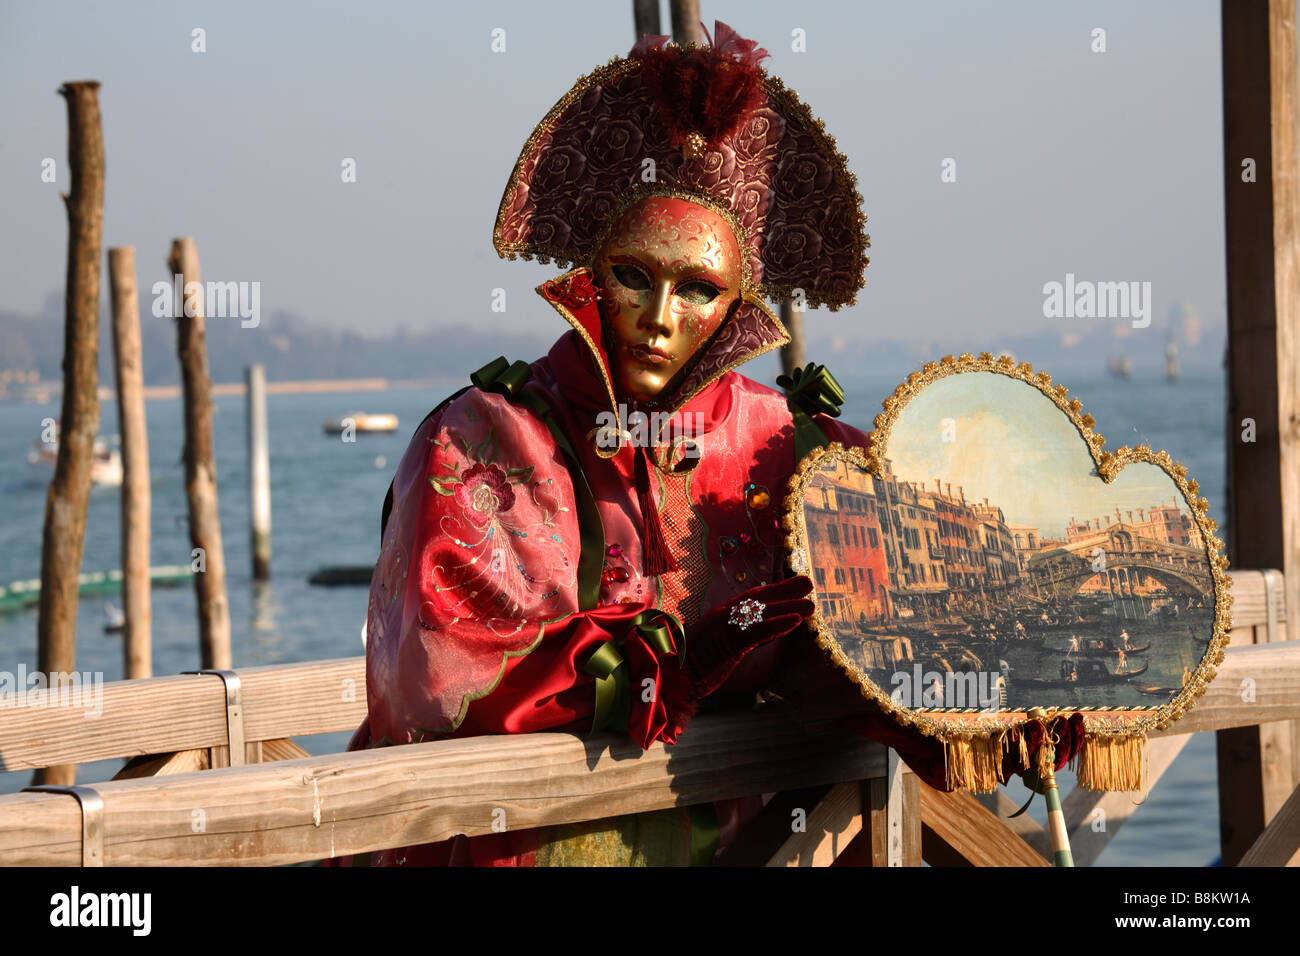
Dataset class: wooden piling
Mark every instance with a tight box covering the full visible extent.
[109,247,152,679]
[633,0,661,40]
[669,0,702,45]
[35,81,106,786]
[779,298,806,379]
[168,237,232,670]
[1217,0,1300,865]
[247,363,271,581]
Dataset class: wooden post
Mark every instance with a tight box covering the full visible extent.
[779,298,806,379]
[669,0,702,45]
[168,237,232,670]
[34,81,106,786]
[633,0,661,40]
[1217,0,1300,865]
[247,364,271,581]
[109,246,151,679]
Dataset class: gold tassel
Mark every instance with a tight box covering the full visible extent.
[1076,734,1147,792]
[1034,717,1056,779]
[943,735,1003,793]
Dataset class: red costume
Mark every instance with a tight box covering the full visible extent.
[343,23,1073,866]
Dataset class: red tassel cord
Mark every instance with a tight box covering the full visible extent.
[635,447,679,576]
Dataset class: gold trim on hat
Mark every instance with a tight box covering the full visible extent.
[494,54,870,312]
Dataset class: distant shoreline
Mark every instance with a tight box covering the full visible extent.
[4,378,453,404]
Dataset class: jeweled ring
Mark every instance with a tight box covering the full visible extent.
[728,598,765,631]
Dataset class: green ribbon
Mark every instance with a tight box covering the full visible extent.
[778,363,845,464]
[584,640,630,736]
[582,610,685,736]
[777,362,845,419]
[471,356,533,399]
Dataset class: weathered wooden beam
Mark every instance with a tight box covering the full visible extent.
[2,638,1295,775]
[1219,0,1300,865]
[919,782,1049,867]
[0,658,365,773]
[765,779,867,867]
[111,738,311,781]
[261,739,311,761]
[1239,781,1300,866]
[35,80,106,787]
[713,786,829,866]
[973,790,1051,860]
[1219,579,1297,864]
[1227,570,1288,646]
[113,749,207,780]
[0,713,885,866]
[1149,642,1300,737]
[864,776,889,865]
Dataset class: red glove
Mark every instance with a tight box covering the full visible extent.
[640,576,815,746]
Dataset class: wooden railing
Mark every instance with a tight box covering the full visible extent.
[0,571,1295,866]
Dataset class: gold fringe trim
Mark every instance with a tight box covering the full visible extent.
[944,734,1004,793]
[1075,734,1148,792]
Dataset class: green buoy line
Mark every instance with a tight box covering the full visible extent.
[0,565,195,614]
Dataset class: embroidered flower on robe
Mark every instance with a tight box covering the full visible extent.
[455,463,517,525]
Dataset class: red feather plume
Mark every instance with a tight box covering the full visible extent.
[631,20,770,151]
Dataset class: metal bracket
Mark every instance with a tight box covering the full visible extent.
[1263,569,1280,644]
[182,669,246,766]
[23,785,104,866]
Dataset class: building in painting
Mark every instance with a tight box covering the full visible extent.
[804,459,892,626]
[1007,523,1042,577]
[808,457,1207,626]
[972,499,1020,600]
[871,462,948,616]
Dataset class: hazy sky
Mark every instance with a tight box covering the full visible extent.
[1,0,1226,348]
[888,371,1188,538]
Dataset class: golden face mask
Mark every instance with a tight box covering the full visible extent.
[593,196,744,404]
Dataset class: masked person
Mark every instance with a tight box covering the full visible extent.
[344,22,990,867]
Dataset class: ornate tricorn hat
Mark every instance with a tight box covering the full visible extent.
[494,21,870,320]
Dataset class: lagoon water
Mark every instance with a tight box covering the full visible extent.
[0,359,1228,866]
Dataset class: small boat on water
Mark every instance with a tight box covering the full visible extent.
[1022,658,1149,688]
[323,412,399,435]
[1056,637,1151,658]
[28,426,123,487]
[103,602,125,634]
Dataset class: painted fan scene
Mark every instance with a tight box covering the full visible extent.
[799,371,1215,711]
